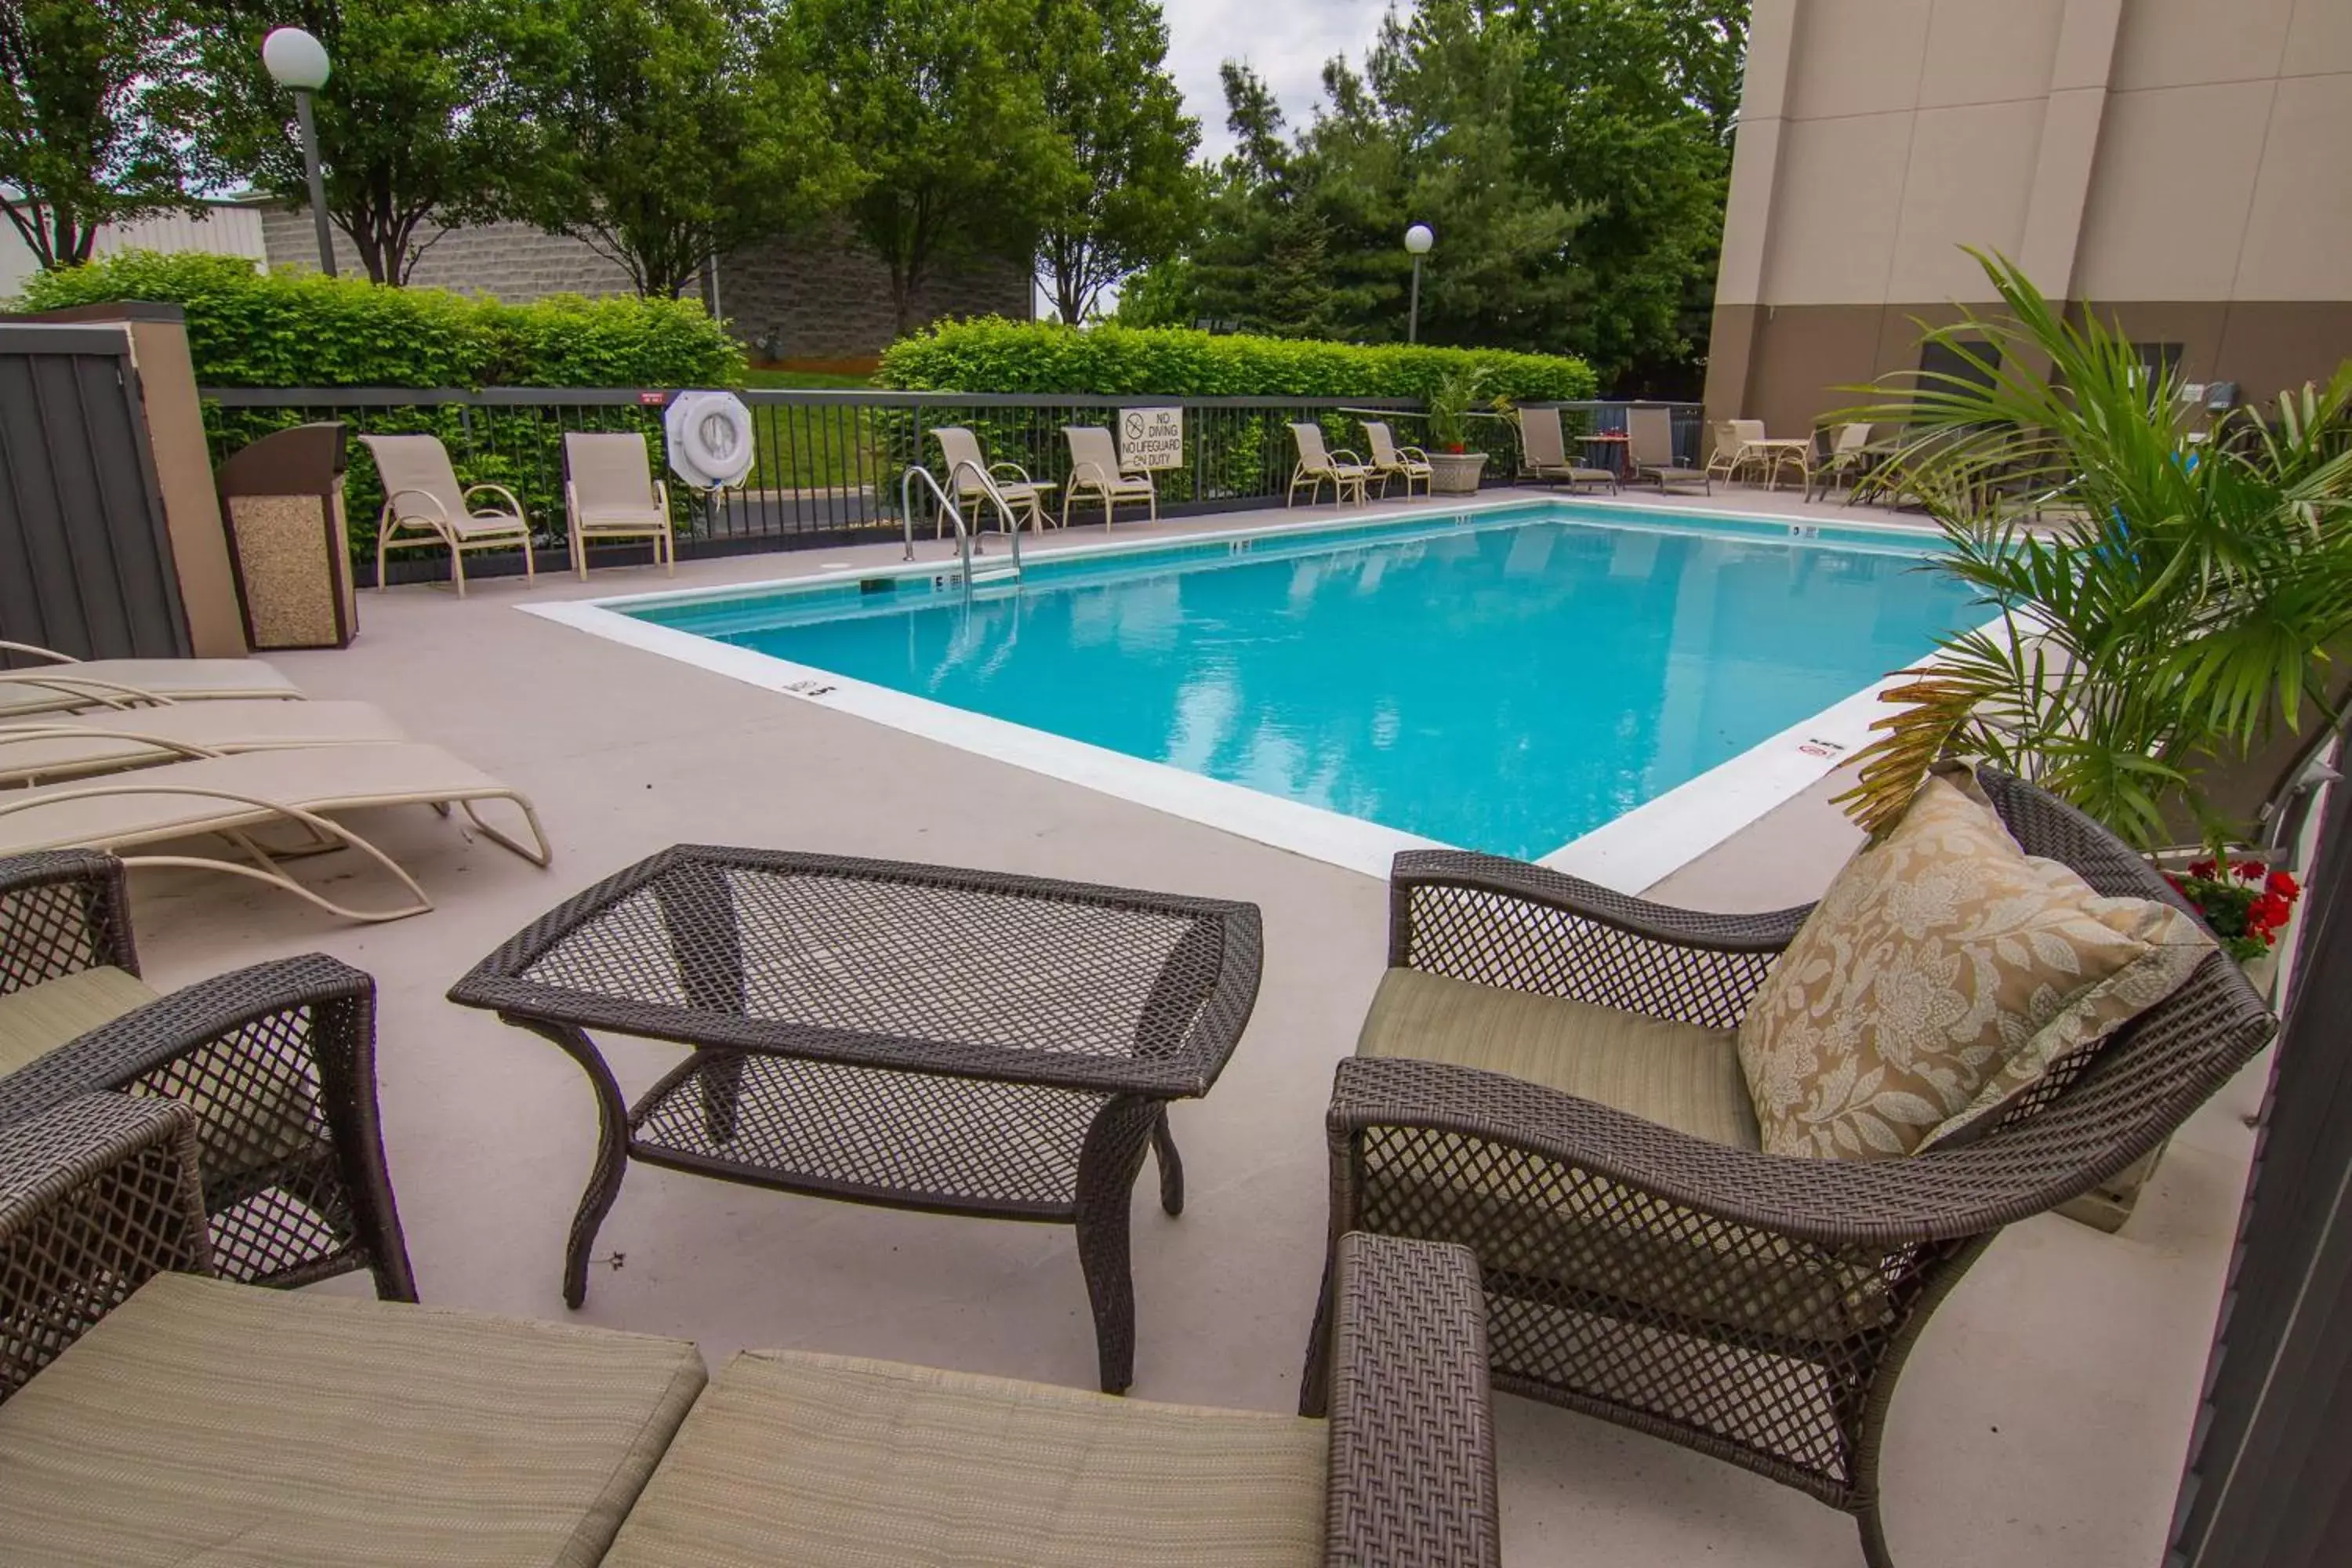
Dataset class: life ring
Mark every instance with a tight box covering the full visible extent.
[664,391,756,489]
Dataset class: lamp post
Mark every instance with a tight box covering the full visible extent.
[1403,223,1434,343]
[262,27,336,278]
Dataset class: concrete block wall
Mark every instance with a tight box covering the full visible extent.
[253,207,1030,362]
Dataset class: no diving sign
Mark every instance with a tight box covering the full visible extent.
[1120,407,1183,470]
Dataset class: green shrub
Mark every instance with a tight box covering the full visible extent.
[879,318,1598,404]
[13,250,744,388]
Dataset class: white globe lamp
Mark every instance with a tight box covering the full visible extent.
[263,28,338,277]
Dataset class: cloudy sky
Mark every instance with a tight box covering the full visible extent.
[1163,0,1396,161]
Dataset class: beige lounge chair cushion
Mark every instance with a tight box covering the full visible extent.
[0,1272,706,1567]
[0,658,300,717]
[1356,968,1893,1340]
[0,698,406,785]
[0,965,160,1076]
[0,741,523,856]
[1737,764,2212,1160]
[603,1348,1329,1568]
[1359,967,1759,1149]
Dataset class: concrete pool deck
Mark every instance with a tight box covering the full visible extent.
[114,484,2261,1567]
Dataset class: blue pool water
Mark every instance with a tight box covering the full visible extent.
[630,506,1980,859]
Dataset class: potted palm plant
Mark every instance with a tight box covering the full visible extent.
[1424,366,1496,494]
[1835,251,2352,862]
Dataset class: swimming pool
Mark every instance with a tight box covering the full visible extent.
[601,503,1977,867]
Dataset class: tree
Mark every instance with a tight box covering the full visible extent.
[185,0,537,285]
[0,0,200,270]
[1031,0,1201,325]
[509,0,856,299]
[768,0,1062,339]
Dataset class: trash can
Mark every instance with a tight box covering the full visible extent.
[214,423,356,649]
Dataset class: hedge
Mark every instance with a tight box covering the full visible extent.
[12,250,744,389]
[880,318,1598,403]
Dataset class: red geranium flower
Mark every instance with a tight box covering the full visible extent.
[2248,895,2292,933]
[2267,870,2300,898]
[2235,859,2268,881]
[2187,858,2217,880]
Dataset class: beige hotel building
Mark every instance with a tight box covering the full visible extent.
[1703,0,2352,435]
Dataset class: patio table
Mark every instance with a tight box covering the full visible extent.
[448,845,1263,1394]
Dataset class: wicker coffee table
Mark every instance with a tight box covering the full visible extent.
[448,846,1261,1393]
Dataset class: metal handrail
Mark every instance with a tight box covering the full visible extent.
[900,460,1026,581]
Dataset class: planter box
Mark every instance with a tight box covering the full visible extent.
[1428,451,1488,495]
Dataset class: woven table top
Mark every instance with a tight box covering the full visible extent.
[449,846,1264,1098]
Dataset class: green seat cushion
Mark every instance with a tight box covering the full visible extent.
[1357,967,1889,1341]
[1357,967,1759,1149]
[0,965,158,1076]
[0,1273,707,1567]
[602,1349,1330,1568]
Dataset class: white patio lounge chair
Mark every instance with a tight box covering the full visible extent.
[0,643,302,720]
[358,434,535,597]
[0,742,551,923]
[0,700,407,787]
[1361,420,1434,497]
[1516,407,1620,494]
[1706,419,1768,485]
[564,432,676,581]
[929,426,1055,534]
[1059,426,1157,529]
[1628,407,1711,494]
[1287,423,1371,506]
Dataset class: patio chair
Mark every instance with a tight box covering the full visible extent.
[1706,418,1768,485]
[1515,407,1620,495]
[930,426,1056,534]
[0,851,413,1303]
[0,641,302,720]
[564,432,677,581]
[0,741,552,923]
[1362,419,1435,497]
[0,699,406,787]
[0,1092,1502,1568]
[1626,406,1710,494]
[358,433,536,598]
[1305,768,2275,1568]
[1287,423,1371,506]
[1808,421,1878,501]
[1060,424,1158,529]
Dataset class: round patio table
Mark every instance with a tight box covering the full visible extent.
[448,845,1263,1393]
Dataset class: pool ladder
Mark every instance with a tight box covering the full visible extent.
[901,462,1025,586]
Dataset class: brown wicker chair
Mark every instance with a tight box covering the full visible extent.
[2,1092,1501,1566]
[1303,769,2277,1567]
[0,849,412,1301]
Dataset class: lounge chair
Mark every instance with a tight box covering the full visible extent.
[0,699,407,786]
[929,426,1055,534]
[1627,406,1711,493]
[0,742,551,923]
[1,1092,1502,1567]
[0,850,415,1301]
[564,432,677,581]
[1515,406,1620,494]
[1059,425,1158,529]
[358,433,535,597]
[0,641,301,720]
[1287,423,1371,506]
[1361,419,1435,497]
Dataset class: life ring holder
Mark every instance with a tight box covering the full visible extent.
[664,391,756,491]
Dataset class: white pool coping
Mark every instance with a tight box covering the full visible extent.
[524,497,1961,892]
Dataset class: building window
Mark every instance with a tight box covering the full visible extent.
[1918,339,2002,393]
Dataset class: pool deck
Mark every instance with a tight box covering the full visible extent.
[118,484,2260,1567]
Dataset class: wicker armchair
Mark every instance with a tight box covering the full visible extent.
[0,850,412,1300]
[1304,770,2276,1568]
[2,1093,1500,1566]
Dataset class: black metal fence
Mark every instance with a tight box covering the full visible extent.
[198,387,1704,584]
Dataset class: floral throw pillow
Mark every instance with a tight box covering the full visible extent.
[1736,766,2212,1160]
